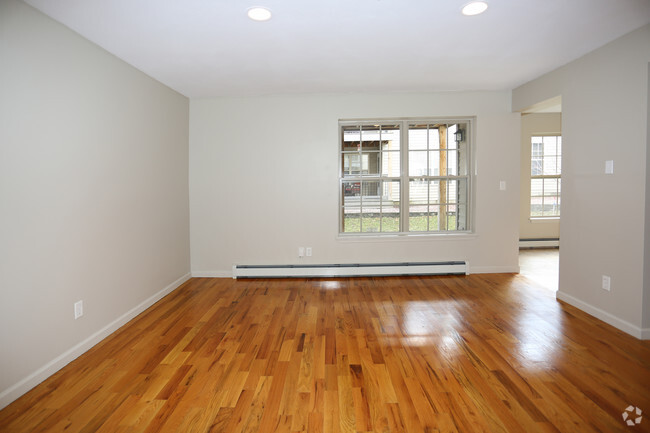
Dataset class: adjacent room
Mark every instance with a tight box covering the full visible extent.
[1,0,650,431]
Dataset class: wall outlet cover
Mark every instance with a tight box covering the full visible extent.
[602,275,611,291]
[74,300,83,319]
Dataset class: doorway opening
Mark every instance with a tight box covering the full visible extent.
[518,96,562,291]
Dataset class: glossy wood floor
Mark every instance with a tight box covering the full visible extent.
[519,249,559,292]
[1,274,650,433]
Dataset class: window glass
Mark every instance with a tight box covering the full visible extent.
[530,135,561,217]
[340,119,471,234]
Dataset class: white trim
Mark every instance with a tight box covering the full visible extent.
[233,262,467,279]
[470,265,520,274]
[337,233,478,243]
[192,264,523,277]
[0,272,191,410]
[191,270,233,278]
[556,291,647,340]
[519,239,560,248]
[642,328,650,340]
[529,217,560,223]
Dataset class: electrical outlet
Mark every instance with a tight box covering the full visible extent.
[499,180,506,191]
[602,275,611,291]
[306,247,312,257]
[298,247,305,257]
[74,300,83,319]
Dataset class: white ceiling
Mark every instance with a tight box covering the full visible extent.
[23,0,650,98]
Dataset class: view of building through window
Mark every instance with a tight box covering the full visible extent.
[340,119,471,234]
[530,135,561,217]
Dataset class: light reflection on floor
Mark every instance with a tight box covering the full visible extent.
[377,274,565,369]
[316,280,342,290]
[519,248,559,291]
[317,254,564,370]
[512,304,563,367]
[381,300,464,355]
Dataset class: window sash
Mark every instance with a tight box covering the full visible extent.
[340,119,472,235]
[530,134,561,218]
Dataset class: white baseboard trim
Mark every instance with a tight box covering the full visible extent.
[519,239,560,248]
[233,262,469,279]
[0,272,191,410]
[556,290,647,340]
[191,270,232,278]
[192,267,522,277]
[470,265,520,274]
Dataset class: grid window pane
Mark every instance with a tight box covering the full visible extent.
[361,180,380,199]
[530,135,561,217]
[380,181,400,232]
[543,155,560,175]
[342,181,360,203]
[443,205,458,231]
[380,125,401,151]
[382,151,400,177]
[342,154,363,177]
[382,180,400,204]
[409,206,428,232]
[447,150,458,175]
[409,180,428,205]
[342,208,361,233]
[361,125,380,150]
[340,119,471,234]
[362,151,381,176]
[409,151,428,176]
[531,178,543,197]
[544,178,559,196]
[428,152,440,176]
[342,124,401,176]
[405,121,469,233]
[341,125,361,152]
[445,180,458,204]
[428,180,439,204]
[428,205,440,231]
[408,127,428,150]
[428,129,440,150]
[361,213,380,232]
[543,136,557,154]
[346,180,401,233]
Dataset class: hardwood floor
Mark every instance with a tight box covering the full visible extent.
[518,249,559,291]
[1,274,649,432]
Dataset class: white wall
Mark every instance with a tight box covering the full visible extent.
[519,113,561,240]
[644,63,650,331]
[0,0,191,407]
[190,92,520,276]
[513,24,650,337]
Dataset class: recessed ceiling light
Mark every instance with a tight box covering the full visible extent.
[461,1,488,16]
[247,7,272,22]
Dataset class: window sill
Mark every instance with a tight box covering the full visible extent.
[337,232,477,243]
[529,217,560,223]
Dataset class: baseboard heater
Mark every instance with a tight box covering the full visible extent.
[519,238,560,248]
[232,261,468,279]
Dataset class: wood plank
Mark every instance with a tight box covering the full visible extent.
[1,274,650,433]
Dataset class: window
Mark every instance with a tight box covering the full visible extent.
[339,119,472,234]
[530,135,561,217]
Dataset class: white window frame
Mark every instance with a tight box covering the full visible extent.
[530,134,561,219]
[338,117,474,236]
